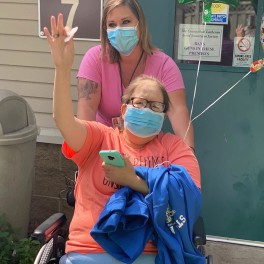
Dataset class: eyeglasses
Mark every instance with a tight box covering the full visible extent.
[130,97,165,113]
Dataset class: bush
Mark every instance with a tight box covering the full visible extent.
[0,214,40,264]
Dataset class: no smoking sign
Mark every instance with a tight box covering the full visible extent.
[238,38,251,52]
[233,37,255,67]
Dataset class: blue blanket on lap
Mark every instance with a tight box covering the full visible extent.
[90,187,153,263]
[90,165,206,264]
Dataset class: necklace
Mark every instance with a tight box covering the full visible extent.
[118,50,144,95]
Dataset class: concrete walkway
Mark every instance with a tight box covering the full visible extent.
[205,241,264,264]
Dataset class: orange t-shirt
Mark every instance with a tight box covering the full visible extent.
[62,121,201,254]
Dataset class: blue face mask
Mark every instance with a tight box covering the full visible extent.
[124,105,165,138]
[107,24,139,56]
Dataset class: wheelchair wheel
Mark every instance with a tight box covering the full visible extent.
[34,236,65,264]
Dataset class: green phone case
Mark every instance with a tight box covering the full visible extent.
[99,150,125,167]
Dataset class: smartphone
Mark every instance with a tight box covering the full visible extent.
[99,150,125,167]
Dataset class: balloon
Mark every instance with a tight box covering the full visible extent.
[177,0,240,8]
[203,2,213,23]
[250,59,264,73]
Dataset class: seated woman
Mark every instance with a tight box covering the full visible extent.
[44,15,203,264]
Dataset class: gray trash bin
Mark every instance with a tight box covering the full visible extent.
[0,89,38,238]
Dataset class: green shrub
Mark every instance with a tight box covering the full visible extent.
[0,214,40,264]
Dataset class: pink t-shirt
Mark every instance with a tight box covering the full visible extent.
[62,121,200,254]
[77,45,185,126]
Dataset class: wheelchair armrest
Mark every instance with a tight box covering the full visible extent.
[193,216,206,246]
[31,213,67,244]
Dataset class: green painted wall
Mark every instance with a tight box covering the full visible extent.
[184,66,264,241]
[140,0,264,242]
[139,0,175,57]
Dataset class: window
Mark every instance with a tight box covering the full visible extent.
[174,0,258,67]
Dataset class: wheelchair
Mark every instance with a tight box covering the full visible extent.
[32,215,213,263]
[32,212,66,264]
[32,185,213,264]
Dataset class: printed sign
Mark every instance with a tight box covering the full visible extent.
[38,0,103,41]
[232,37,255,67]
[203,3,229,24]
[177,24,223,62]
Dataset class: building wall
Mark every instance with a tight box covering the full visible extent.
[0,0,98,144]
[0,0,98,238]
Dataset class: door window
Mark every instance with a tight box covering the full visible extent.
[174,1,258,67]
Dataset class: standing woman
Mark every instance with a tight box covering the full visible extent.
[77,0,194,149]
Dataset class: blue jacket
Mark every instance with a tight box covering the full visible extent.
[138,165,205,264]
[91,165,206,264]
[90,187,153,263]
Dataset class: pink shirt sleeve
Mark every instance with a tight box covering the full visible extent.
[77,45,102,84]
[77,45,123,126]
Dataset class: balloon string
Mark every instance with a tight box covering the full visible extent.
[191,71,251,122]
[184,22,207,141]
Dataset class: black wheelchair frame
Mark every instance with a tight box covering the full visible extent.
[31,211,213,264]
[32,213,67,264]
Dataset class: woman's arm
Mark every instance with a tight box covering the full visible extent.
[167,89,194,149]
[76,78,101,120]
[44,14,86,152]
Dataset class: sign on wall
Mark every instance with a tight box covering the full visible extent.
[177,24,223,62]
[232,37,255,67]
[38,0,103,41]
[202,2,229,24]
[208,3,229,24]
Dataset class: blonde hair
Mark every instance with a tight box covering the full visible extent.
[101,0,155,63]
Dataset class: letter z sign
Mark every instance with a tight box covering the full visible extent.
[38,0,102,41]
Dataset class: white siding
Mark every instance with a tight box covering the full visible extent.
[0,0,100,143]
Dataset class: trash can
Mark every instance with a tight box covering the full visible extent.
[0,89,38,238]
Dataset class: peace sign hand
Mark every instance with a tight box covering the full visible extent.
[43,13,74,70]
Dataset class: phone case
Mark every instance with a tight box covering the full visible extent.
[99,150,125,167]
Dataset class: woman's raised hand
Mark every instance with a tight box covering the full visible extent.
[236,24,244,38]
[43,13,74,69]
